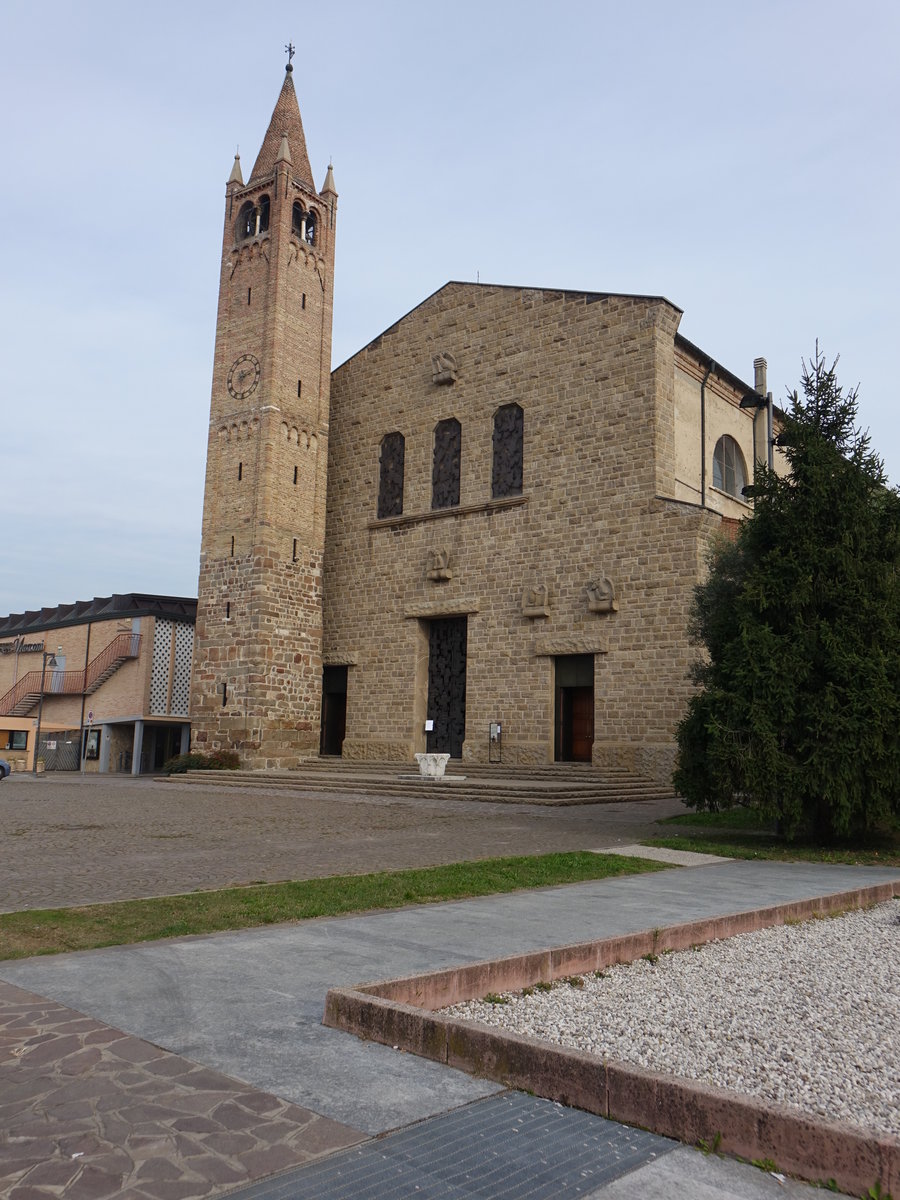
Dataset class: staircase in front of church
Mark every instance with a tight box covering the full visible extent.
[169,758,679,806]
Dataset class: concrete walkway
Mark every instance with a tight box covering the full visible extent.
[3,857,896,1197]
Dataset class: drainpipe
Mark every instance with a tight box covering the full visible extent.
[700,359,715,507]
[78,622,92,775]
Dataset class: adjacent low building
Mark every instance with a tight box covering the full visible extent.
[0,594,196,774]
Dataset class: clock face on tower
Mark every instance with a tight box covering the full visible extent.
[227,353,261,400]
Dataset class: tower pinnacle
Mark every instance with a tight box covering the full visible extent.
[250,66,313,186]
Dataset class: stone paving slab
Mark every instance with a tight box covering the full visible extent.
[600,843,732,866]
[0,980,365,1200]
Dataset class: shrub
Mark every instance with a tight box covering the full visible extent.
[162,750,242,775]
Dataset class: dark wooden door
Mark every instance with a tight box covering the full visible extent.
[567,687,594,761]
[555,654,595,762]
[426,617,467,758]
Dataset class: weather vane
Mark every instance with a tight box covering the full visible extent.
[285,42,295,64]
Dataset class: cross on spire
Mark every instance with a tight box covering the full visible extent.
[285,43,295,71]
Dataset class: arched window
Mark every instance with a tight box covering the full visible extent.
[305,209,317,246]
[236,197,269,241]
[377,432,405,518]
[713,435,747,498]
[237,200,256,241]
[432,418,461,510]
[492,403,523,498]
[292,201,306,240]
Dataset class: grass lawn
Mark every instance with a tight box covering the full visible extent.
[0,851,666,961]
[648,808,900,867]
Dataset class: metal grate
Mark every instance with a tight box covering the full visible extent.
[225,1092,676,1200]
[149,620,171,715]
[171,622,193,716]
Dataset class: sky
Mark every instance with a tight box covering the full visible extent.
[2,0,898,616]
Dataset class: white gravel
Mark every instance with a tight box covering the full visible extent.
[441,900,900,1138]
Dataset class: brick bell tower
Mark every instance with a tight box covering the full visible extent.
[191,53,337,767]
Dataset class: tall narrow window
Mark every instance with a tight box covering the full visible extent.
[293,465,298,485]
[257,195,270,233]
[305,210,317,246]
[292,201,305,239]
[292,537,298,561]
[432,418,461,510]
[713,435,747,498]
[230,536,235,557]
[237,462,243,481]
[377,432,405,518]
[492,403,524,498]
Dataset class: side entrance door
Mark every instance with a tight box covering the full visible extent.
[555,654,594,762]
[426,617,467,758]
[320,666,348,756]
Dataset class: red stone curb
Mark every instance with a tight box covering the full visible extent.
[324,880,900,1197]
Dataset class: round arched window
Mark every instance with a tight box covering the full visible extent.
[713,435,747,498]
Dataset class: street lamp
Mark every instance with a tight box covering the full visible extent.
[32,648,59,776]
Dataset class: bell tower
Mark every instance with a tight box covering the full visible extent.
[191,54,337,767]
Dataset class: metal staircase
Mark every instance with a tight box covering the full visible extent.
[0,632,142,716]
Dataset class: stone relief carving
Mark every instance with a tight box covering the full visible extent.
[431,351,458,385]
[522,583,550,619]
[586,576,618,614]
[426,549,453,582]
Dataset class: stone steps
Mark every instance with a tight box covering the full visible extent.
[171,761,678,807]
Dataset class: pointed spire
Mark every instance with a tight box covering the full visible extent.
[276,133,292,165]
[228,152,244,186]
[250,68,314,188]
[321,161,337,196]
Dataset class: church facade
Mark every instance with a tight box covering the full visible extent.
[191,65,773,782]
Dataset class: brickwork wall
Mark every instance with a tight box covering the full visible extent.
[324,285,720,779]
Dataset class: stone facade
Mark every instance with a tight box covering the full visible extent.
[191,69,774,782]
[323,285,757,776]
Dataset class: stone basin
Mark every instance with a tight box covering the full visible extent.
[414,752,451,779]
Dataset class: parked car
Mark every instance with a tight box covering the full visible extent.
[0,758,10,780]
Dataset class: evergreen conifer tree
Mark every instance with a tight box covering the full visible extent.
[674,348,900,840]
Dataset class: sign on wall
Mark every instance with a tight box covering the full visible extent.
[0,639,45,655]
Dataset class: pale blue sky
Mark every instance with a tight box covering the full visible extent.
[2,0,898,615]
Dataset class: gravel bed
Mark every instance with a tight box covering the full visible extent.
[442,901,900,1137]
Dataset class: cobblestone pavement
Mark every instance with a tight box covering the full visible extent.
[0,980,364,1199]
[0,774,685,912]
